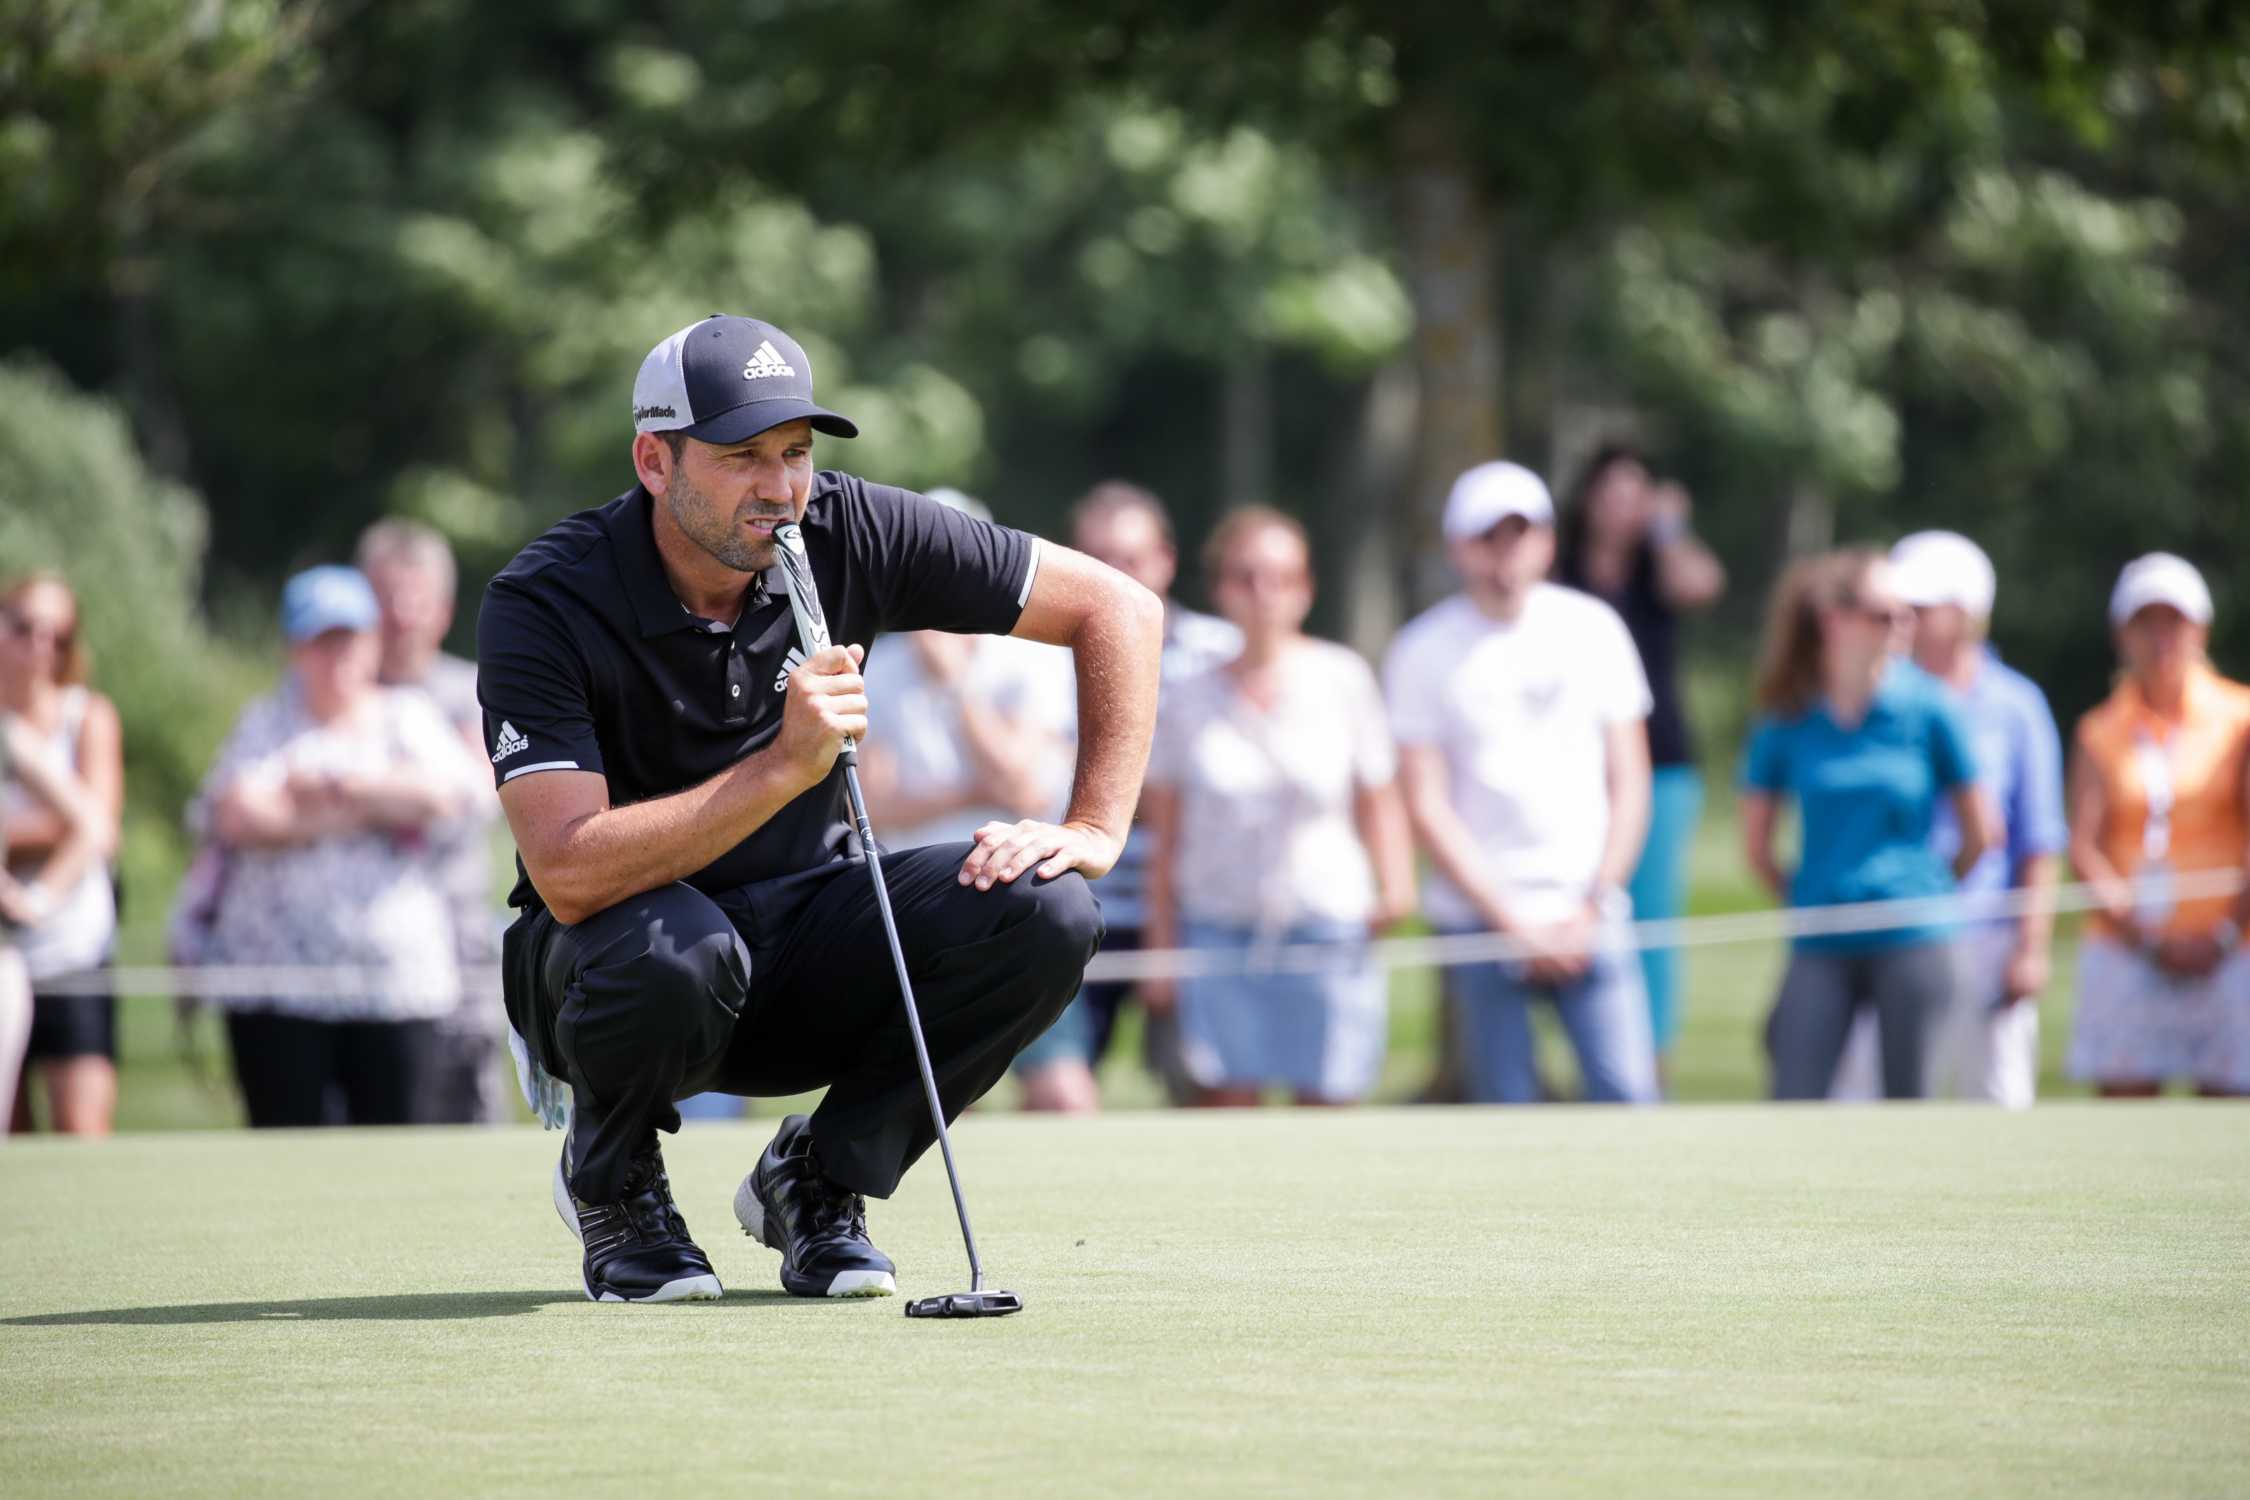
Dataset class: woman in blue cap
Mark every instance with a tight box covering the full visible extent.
[189,565,487,1126]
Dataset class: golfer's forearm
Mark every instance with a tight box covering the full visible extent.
[1056,591,1162,844]
[534,753,804,923]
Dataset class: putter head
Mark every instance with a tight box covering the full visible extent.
[904,1289,1023,1319]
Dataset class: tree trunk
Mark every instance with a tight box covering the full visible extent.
[1784,480,1835,557]
[1391,111,1504,616]
[1219,346,1273,509]
[1331,361,1417,662]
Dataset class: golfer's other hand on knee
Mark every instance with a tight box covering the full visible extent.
[774,643,868,790]
[958,818,1120,890]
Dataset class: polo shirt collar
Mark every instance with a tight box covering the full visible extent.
[611,485,790,639]
[2120,659,2224,727]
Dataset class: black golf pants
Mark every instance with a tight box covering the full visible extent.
[503,842,1102,1204]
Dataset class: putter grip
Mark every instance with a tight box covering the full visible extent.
[771,522,833,653]
[772,522,855,761]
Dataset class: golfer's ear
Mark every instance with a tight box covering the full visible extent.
[632,432,675,496]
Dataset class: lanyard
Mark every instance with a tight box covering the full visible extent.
[2133,727,2176,863]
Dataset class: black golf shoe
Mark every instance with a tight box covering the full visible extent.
[733,1115,897,1298]
[553,1134,724,1304]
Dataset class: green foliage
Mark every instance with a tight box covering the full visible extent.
[6,0,2250,749]
[0,359,260,840]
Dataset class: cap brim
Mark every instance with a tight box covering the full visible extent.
[1444,506,1550,541]
[682,398,858,443]
[285,613,378,644]
[2114,591,2210,627]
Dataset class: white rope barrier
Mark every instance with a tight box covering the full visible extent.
[30,868,2243,1000]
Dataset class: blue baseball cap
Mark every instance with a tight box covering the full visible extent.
[631,315,859,445]
[280,565,380,643]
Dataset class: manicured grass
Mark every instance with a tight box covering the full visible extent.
[3,1107,2244,1497]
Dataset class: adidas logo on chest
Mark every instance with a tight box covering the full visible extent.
[773,646,806,693]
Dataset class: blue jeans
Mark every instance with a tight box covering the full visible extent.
[1630,765,1703,1056]
[1178,919,1387,1100]
[1446,922,1657,1104]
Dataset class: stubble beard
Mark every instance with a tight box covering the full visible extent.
[668,468,788,573]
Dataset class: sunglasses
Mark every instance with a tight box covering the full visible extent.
[0,609,74,649]
[1841,599,1910,629]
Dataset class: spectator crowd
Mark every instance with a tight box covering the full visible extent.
[5,458,2247,1133]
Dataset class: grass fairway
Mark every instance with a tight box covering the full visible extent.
[4,1107,2245,1498]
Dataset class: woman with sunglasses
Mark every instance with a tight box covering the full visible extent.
[1741,549,1993,1099]
[0,669,107,1132]
[0,573,124,1135]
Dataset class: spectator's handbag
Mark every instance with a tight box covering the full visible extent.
[164,839,233,1095]
[165,840,231,969]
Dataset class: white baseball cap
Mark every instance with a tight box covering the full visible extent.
[1442,461,1553,541]
[2109,553,2213,628]
[1890,530,1996,616]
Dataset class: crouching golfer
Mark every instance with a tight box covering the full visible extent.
[479,315,1160,1302]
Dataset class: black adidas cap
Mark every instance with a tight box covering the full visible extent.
[631,315,859,444]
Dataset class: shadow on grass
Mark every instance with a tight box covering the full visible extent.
[4,1288,804,1325]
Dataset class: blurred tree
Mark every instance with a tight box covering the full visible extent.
[0,360,259,869]
[672,0,2250,643]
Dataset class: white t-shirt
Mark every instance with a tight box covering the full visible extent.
[1146,639,1397,929]
[1383,586,1652,926]
[862,633,1077,848]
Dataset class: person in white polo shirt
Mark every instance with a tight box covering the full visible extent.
[1384,462,1658,1104]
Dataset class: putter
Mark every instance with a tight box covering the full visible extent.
[771,522,1024,1320]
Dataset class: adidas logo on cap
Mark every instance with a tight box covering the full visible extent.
[742,340,797,381]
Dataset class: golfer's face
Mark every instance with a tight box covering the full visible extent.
[679,420,816,571]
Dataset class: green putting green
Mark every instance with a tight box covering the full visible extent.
[3,1106,2245,1497]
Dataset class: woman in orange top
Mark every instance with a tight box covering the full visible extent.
[2067,554,2250,1096]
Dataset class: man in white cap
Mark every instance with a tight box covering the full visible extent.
[1382,461,1658,1103]
[1831,530,2066,1107]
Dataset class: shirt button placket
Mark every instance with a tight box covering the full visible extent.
[724,643,751,725]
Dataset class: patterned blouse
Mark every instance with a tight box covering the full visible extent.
[190,679,486,1020]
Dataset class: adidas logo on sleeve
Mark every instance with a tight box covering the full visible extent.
[742,340,797,381]
[491,721,531,762]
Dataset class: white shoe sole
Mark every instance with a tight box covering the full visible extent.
[557,1158,724,1304]
[734,1173,897,1298]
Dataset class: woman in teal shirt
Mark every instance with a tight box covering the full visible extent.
[1741,549,1992,1098]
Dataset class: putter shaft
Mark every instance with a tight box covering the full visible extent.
[840,753,988,1294]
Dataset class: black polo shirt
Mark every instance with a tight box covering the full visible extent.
[477,471,1039,909]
